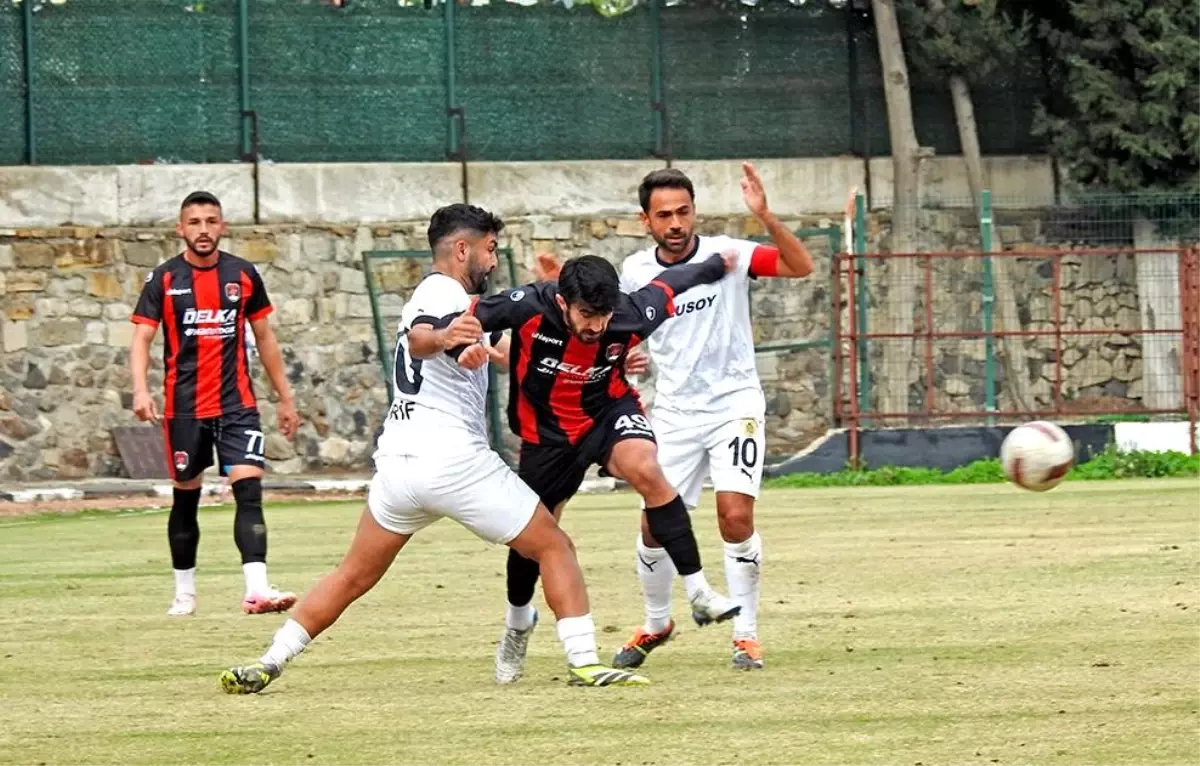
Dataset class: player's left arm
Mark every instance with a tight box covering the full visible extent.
[628,252,735,336]
[245,268,299,439]
[741,161,814,279]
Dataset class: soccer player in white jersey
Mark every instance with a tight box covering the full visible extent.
[219,204,649,693]
[613,164,814,670]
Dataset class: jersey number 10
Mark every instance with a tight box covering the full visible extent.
[727,436,759,468]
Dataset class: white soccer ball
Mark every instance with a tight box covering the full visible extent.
[1000,421,1075,492]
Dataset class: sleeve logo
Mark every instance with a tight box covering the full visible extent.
[509,289,526,302]
[645,306,657,321]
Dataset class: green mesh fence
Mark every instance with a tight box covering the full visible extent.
[30,0,241,165]
[3,0,1048,166]
[662,2,854,158]
[0,3,25,165]
[456,4,653,161]
[248,0,444,162]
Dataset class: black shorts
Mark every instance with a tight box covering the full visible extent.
[518,396,656,511]
[163,409,265,482]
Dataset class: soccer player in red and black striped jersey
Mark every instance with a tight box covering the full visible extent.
[130,191,301,618]
[463,252,743,684]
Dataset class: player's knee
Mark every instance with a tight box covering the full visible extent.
[716,495,755,542]
[618,456,668,495]
[717,508,754,542]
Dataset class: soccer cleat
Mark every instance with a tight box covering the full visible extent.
[732,638,764,670]
[220,662,281,694]
[167,593,197,616]
[494,610,538,684]
[567,664,650,687]
[611,620,675,669]
[689,588,741,627]
[242,588,297,615]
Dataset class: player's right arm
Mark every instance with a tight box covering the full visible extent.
[407,314,484,358]
[129,269,164,423]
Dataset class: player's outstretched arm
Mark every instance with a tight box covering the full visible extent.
[250,317,299,439]
[626,252,734,336]
[741,161,813,279]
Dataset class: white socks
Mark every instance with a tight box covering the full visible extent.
[724,532,762,639]
[556,614,600,668]
[173,568,196,597]
[636,536,675,633]
[243,562,269,597]
[174,563,274,599]
[259,618,311,667]
[506,602,537,631]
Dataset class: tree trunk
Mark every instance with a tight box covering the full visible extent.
[1132,216,1183,411]
[872,0,921,417]
[947,73,1033,412]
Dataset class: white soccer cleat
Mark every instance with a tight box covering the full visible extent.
[494,610,538,684]
[242,588,297,615]
[167,593,197,616]
[689,588,741,627]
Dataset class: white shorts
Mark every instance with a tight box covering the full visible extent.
[367,448,539,545]
[655,416,766,509]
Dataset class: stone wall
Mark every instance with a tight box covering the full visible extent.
[0,214,843,481]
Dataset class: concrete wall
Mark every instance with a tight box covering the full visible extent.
[0,156,1057,228]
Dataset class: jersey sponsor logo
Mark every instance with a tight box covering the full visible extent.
[605,343,624,362]
[182,307,238,338]
[173,451,189,471]
[166,287,192,296]
[674,295,716,317]
[225,282,241,302]
[533,332,564,347]
[538,357,613,382]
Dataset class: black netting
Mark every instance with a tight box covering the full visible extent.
[6,0,1047,166]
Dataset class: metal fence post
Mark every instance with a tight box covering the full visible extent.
[853,192,870,421]
[21,0,35,164]
[237,0,252,159]
[980,189,997,424]
[649,0,669,161]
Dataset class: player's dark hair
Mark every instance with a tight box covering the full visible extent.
[181,190,222,210]
[557,255,621,315]
[638,168,694,212]
[427,203,505,251]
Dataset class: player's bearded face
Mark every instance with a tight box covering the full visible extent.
[562,302,611,344]
[465,235,498,294]
[642,188,696,255]
[177,203,225,257]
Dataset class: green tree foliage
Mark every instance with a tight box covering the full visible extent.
[899,0,1030,85]
[1031,0,1200,192]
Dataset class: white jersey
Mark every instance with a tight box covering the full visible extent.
[620,235,766,431]
[373,273,491,457]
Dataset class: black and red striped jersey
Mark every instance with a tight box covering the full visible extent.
[131,252,272,419]
[469,254,728,447]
